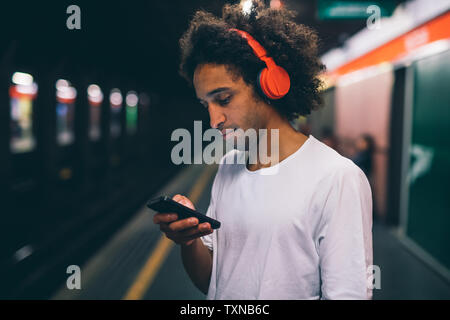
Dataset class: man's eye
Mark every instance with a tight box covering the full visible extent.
[218,96,231,106]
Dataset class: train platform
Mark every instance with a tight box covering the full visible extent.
[51,164,450,300]
[52,163,217,300]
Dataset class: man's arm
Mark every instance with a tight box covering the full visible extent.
[317,165,373,299]
[181,238,213,294]
[153,194,214,295]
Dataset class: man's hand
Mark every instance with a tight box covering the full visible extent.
[152,194,213,246]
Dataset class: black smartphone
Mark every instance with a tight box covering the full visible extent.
[147,195,221,229]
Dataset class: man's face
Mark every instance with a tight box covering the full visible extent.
[193,63,269,149]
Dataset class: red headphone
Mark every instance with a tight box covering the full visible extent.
[229,28,290,100]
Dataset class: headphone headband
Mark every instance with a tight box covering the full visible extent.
[229,28,290,100]
[229,28,277,69]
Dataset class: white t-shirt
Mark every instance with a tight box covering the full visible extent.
[201,134,373,300]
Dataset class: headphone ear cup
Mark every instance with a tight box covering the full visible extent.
[258,66,290,100]
[256,69,266,98]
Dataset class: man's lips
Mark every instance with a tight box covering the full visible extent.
[221,128,237,137]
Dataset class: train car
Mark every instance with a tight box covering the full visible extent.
[0,67,47,260]
[122,89,141,176]
[81,80,109,204]
[106,86,127,191]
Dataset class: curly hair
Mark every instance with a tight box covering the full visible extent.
[179,1,325,121]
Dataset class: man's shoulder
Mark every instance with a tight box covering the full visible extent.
[307,135,367,181]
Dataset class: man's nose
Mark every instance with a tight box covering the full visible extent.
[208,104,225,129]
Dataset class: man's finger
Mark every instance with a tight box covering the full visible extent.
[159,223,171,233]
[168,229,213,244]
[172,194,183,202]
[183,229,213,241]
[153,213,178,224]
[168,217,199,232]
[177,223,211,237]
[172,194,195,210]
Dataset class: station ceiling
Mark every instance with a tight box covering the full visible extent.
[1,0,407,95]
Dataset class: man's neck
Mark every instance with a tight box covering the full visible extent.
[246,119,308,172]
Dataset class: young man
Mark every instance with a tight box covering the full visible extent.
[153,2,373,299]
